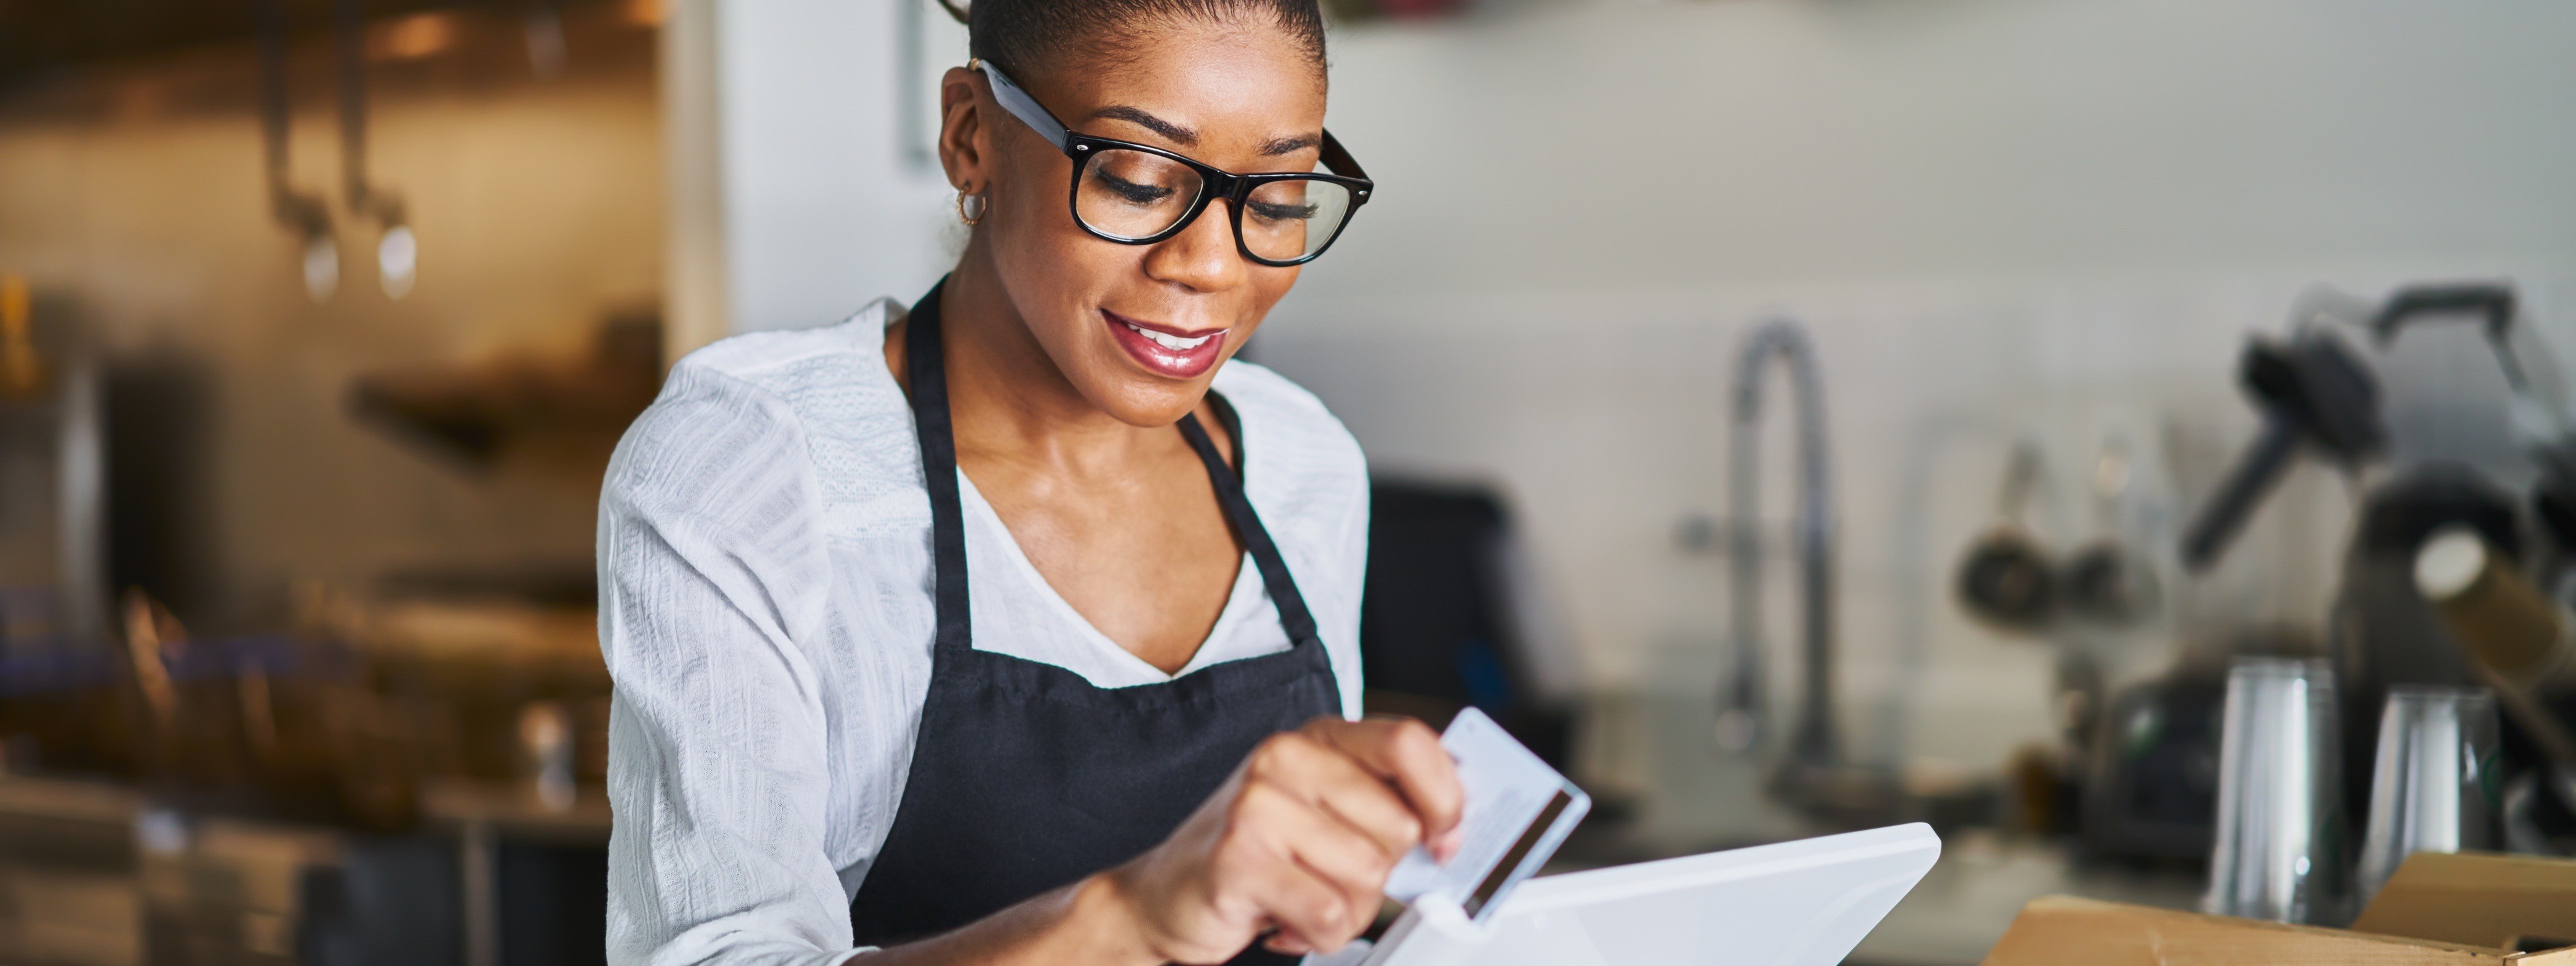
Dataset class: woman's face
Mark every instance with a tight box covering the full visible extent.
[941,21,1328,426]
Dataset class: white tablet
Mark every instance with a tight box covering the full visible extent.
[1345,823,1941,966]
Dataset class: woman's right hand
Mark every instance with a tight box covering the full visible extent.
[1101,716,1465,964]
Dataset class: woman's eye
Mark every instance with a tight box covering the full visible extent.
[1248,201,1318,223]
[1095,171,1174,205]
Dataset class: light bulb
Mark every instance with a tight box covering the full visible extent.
[379,225,417,299]
[303,235,340,303]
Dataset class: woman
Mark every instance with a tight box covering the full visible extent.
[599,1,1464,963]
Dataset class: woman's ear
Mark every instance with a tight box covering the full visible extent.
[937,67,992,195]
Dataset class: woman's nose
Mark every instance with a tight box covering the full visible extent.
[1140,200,1249,293]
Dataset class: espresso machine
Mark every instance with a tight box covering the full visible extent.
[2159,281,2576,855]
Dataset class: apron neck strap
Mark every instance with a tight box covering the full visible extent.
[905,280,973,654]
[1177,409,1325,650]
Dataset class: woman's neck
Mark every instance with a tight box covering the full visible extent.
[917,256,1181,479]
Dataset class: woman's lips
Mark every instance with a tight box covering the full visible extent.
[1103,309,1228,379]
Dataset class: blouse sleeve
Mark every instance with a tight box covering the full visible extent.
[599,365,860,966]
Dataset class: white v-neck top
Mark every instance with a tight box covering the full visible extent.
[597,298,1369,966]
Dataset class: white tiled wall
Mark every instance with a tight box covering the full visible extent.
[1257,269,2576,767]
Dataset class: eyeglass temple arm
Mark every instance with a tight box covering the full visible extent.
[977,60,1072,151]
[1319,131,1369,183]
[983,59,1372,189]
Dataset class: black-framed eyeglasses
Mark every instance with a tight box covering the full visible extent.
[977,59,1373,267]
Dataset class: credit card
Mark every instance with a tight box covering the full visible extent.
[1381,707,1590,923]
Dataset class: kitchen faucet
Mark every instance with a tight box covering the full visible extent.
[1719,319,1840,772]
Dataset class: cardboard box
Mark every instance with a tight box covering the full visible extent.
[1981,895,2576,965]
[2353,851,2576,953]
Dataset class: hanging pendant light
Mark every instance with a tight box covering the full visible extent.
[377,223,417,299]
[303,233,341,303]
[259,0,339,303]
[338,0,415,300]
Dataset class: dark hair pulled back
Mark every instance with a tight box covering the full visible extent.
[936,0,1326,79]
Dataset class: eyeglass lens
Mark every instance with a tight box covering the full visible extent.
[1074,148,1355,262]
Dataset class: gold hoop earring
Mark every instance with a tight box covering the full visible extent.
[956,189,987,226]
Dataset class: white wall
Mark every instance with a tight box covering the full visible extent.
[664,0,963,353]
[669,0,2576,768]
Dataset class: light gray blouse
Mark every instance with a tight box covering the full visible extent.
[597,298,1369,966]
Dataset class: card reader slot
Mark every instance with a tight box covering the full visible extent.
[1464,788,1575,919]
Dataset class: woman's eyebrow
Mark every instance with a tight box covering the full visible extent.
[1084,107,1319,158]
[1260,134,1319,156]
[1088,106,1195,145]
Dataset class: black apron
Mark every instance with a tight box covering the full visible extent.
[848,280,1342,964]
